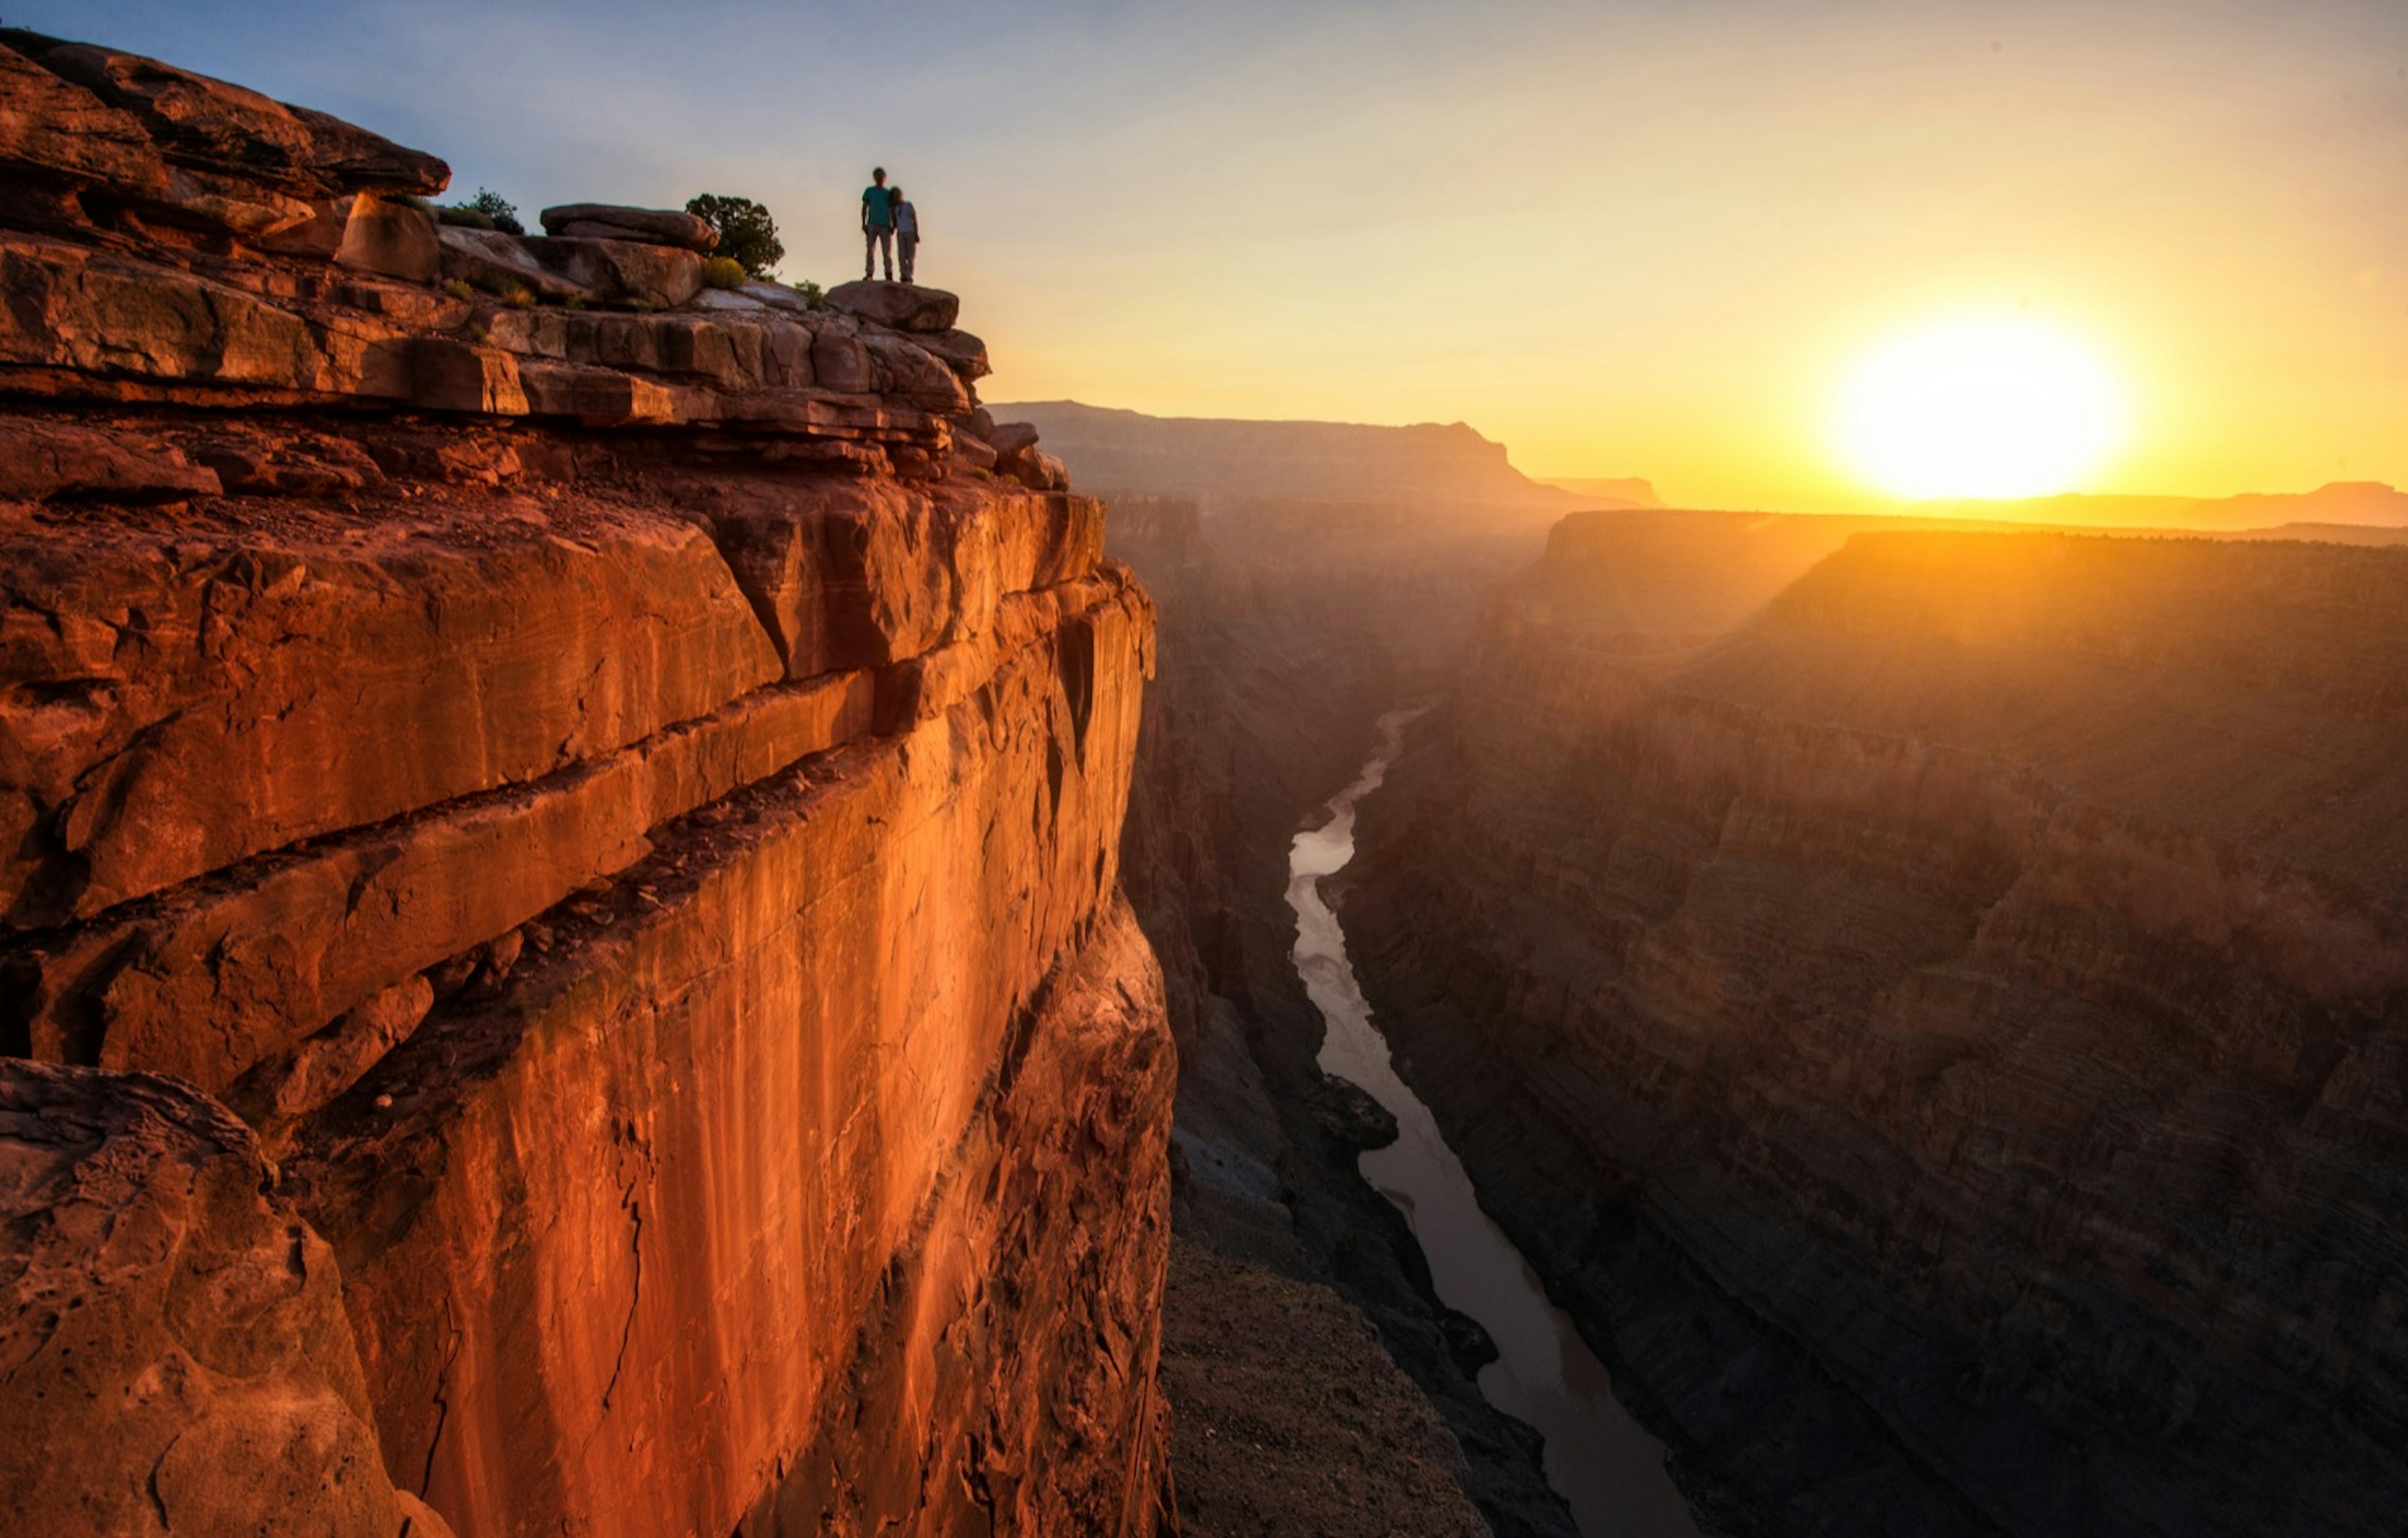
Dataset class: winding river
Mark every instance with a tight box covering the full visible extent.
[1287,707,1701,1538]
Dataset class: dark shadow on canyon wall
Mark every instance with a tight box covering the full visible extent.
[1342,508,2408,1537]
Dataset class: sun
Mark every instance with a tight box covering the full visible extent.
[1835,315,2128,500]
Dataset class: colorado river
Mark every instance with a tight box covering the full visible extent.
[1288,707,1701,1538]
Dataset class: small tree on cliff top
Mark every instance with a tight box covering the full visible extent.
[685,194,783,278]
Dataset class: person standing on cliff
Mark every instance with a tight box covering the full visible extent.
[862,167,897,281]
[892,186,921,283]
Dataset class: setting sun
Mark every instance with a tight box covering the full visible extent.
[1835,316,2129,501]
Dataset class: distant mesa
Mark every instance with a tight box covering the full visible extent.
[986,400,1575,507]
[1541,475,1661,508]
[1920,480,2408,532]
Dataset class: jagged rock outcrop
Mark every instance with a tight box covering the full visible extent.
[1348,509,2408,1536]
[0,30,1171,1538]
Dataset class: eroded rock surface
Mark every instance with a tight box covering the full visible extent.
[0,29,1171,1538]
[0,1060,420,1537]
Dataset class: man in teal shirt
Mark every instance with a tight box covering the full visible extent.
[862,167,896,282]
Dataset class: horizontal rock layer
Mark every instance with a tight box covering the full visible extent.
[1349,513,2408,1536]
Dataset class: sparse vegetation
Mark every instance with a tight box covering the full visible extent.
[791,278,825,309]
[684,194,783,277]
[452,187,524,235]
[441,278,475,302]
[499,283,536,309]
[701,256,746,291]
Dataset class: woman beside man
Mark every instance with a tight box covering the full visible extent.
[860,167,922,283]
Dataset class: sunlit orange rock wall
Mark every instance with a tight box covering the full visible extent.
[0,28,1171,1538]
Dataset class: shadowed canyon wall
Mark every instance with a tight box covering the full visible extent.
[1089,467,1589,1532]
[1348,508,2408,1536]
[0,31,1171,1538]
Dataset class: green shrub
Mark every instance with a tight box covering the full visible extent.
[441,278,475,302]
[791,278,825,309]
[460,187,524,236]
[436,206,495,230]
[701,255,746,290]
[684,193,783,277]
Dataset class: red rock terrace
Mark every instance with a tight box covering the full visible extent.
[0,28,1168,1538]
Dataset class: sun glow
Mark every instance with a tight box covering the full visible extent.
[1836,317,2128,500]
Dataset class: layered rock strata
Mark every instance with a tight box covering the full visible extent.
[1349,510,2408,1536]
[0,31,1170,1538]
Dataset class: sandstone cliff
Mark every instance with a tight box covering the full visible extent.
[1349,508,2408,1535]
[0,31,1171,1538]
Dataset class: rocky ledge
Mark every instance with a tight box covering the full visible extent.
[0,29,1165,1538]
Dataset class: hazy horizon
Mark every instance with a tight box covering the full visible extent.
[29,0,2407,512]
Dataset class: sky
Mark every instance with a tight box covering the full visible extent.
[26,0,2408,511]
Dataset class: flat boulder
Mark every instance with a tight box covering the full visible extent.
[825,280,961,334]
[436,224,593,301]
[0,419,221,502]
[524,235,704,308]
[539,203,717,250]
[739,280,820,314]
[988,421,1040,458]
[0,1060,407,1537]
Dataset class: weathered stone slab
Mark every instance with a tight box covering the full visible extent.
[0,504,782,925]
[697,477,1106,679]
[0,418,221,502]
[523,235,703,308]
[11,670,875,1098]
[539,203,716,250]
[0,1060,406,1538]
[435,223,591,300]
[19,33,447,196]
[0,233,416,400]
[824,279,961,333]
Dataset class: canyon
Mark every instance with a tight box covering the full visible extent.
[5,24,2405,1538]
[1345,509,2408,1535]
[0,29,1166,1538]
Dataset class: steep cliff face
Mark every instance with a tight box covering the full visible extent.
[0,32,1171,1538]
[1349,510,2408,1535]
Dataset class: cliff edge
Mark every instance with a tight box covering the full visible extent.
[0,31,1171,1538]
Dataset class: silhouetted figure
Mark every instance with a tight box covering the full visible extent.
[892,187,920,283]
[861,167,896,281]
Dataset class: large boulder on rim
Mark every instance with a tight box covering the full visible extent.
[824,280,961,334]
[538,203,717,251]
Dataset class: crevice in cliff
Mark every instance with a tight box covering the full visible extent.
[420,1298,463,1500]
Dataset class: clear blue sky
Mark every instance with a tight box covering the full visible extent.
[24,1,2408,508]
